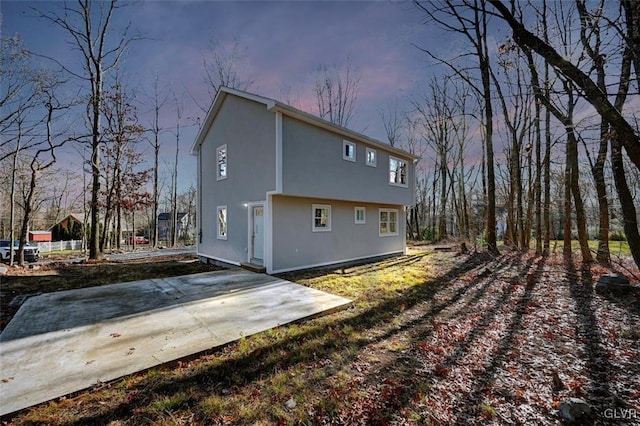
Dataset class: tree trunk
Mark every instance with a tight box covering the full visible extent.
[568,129,593,263]
[478,3,499,255]
[576,0,610,265]
[90,67,103,260]
[563,143,572,257]
[9,133,20,266]
[438,154,448,241]
[534,90,543,254]
[611,134,640,268]
[593,125,611,264]
[17,167,38,266]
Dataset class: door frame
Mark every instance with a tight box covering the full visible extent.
[247,201,265,264]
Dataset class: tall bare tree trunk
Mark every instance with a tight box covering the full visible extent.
[438,154,448,241]
[576,0,610,265]
[477,1,498,255]
[611,135,640,267]
[563,142,572,258]
[568,130,593,263]
[593,124,611,264]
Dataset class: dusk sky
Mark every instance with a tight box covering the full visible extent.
[2,1,446,191]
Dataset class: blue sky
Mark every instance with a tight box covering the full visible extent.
[2,1,441,192]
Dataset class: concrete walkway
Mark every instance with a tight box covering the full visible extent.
[0,270,351,416]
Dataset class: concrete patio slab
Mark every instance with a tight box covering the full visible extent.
[0,270,352,416]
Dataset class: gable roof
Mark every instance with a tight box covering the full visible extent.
[48,213,85,231]
[190,87,420,161]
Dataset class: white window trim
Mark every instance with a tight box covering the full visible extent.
[389,156,408,187]
[379,208,399,237]
[312,204,332,232]
[343,140,356,162]
[217,206,228,240]
[365,147,377,167]
[354,206,366,224]
[216,144,228,181]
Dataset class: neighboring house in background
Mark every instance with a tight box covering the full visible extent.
[28,231,52,242]
[49,213,85,241]
[158,212,192,241]
[190,87,418,274]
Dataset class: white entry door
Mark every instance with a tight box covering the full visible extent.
[252,205,264,263]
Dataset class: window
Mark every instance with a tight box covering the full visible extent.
[217,206,227,239]
[216,145,227,180]
[312,204,331,232]
[366,148,377,167]
[379,208,398,236]
[343,140,356,162]
[389,156,408,186]
[355,207,366,224]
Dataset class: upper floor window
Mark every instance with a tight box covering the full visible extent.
[389,156,408,187]
[216,145,227,180]
[343,140,356,162]
[217,206,227,239]
[366,148,377,167]
[379,209,398,236]
[312,204,332,232]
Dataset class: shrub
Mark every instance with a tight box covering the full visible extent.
[610,230,627,241]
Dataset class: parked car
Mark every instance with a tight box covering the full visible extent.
[129,236,149,244]
[0,239,40,263]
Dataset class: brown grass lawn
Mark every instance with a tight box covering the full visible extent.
[1,248,639,425]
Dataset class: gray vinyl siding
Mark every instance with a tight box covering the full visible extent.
[198,95,276,264]
[271,195,405,273]
[280,117,414,206]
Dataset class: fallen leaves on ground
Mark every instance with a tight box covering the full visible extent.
[2,249,638,425]
[328,252,639,425]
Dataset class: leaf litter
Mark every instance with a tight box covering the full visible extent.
[3,249,638,425]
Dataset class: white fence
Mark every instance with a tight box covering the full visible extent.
[34,240,84,253]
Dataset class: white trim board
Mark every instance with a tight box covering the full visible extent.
[270,250,404,274]
[196,253,241,267]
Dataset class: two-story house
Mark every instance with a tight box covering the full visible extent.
[190,87,418,274]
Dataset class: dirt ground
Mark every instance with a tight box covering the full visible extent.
[0,254,222,332]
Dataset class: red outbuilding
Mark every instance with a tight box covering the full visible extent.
[28,231,52,242]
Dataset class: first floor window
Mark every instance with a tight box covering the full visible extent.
[312,204,332,232]
[389,156,407,186]
[217,206,227,239]
[379,208,398,236]
[355,206,366,224]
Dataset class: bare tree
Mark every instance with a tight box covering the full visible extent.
[16,75,72,265]
[147,73,168,248]
[576,0,611,264]
[414,77,455,241]
[39,0,137,260]
[487,0,640,172]
[314,59,360,128]
[1,35,49,265]
[380,99,403,147]
[198,35,253,112]
[171,94,183,247]
[415,0,500,255]
[100,73,144,251]
[488,0,640,266]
